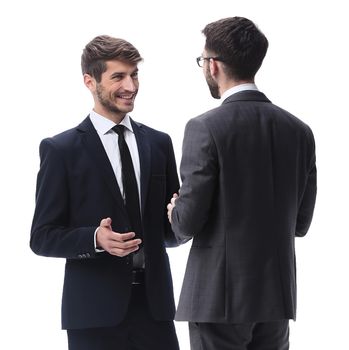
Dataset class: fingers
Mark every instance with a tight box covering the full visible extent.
[108,235,142,257]
[171,193,178,205]
[167,205,173,223]
[116,231,136,241]
[108,233,142,257]
[96,219,142,257]
[100,217,112,228]
[167,193,178,223]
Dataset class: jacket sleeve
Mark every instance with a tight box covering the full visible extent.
[163,134,186,247]
[30,138,96,258]
[296,128,317,237]
[171,118,218,241]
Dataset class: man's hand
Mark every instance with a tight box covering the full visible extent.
[167,193,178,224]
[96,217,141,257]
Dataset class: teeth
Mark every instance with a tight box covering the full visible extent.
[118,94,134,99]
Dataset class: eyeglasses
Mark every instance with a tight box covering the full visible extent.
[196,56,224,67]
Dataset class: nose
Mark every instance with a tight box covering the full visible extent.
[123,75,137,92]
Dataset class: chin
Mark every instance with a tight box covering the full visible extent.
[209,88,220,99]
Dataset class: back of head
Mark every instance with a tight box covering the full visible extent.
[81,35,143,82]
[202,17,268,81]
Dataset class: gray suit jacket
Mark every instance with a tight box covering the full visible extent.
[171,90,316,323]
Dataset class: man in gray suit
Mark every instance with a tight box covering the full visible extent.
[167,17,316,350]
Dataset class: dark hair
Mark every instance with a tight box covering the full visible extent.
[202,17,268,80]
[81,35,143,82]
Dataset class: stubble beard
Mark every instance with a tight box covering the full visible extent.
[205,67,220,99]
[96,84,132,115]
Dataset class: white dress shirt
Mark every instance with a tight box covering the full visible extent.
[89,111,142,252]
[221,83,259,103]
[89,110,141,202]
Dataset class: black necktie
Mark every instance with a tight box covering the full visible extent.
[113,125,142,241]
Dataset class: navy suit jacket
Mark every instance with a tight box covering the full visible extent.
[171,91,317,323]
[30,116,180,329]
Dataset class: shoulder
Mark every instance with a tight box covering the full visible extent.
[38,120,86,157]
[132,119,172,143]
[184,105,224,132]
[268,103,315,137]
[40,127,77,148]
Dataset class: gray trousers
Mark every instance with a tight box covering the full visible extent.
[189,320,289,350]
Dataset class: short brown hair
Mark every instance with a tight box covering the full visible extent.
[203,17,268,80]
[81,35,143,82]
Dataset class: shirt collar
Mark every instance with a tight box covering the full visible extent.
[221,83,259,103]
[89,110,134,135]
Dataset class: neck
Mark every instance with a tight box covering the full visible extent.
[93,107,126,124]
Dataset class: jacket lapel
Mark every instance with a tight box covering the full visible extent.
[77,117,127,215]
[131,119,151,218]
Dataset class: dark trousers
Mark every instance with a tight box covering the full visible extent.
[189,320,289,350]
[67,284,179,350]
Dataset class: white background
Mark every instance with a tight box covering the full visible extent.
[1,0,348,349]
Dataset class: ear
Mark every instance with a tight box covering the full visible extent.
[209,59,219,79]
[83,74,96,92]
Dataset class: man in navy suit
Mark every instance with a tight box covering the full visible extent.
[167,17,316,349]
[30,35,180,350]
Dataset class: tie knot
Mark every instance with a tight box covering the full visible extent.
[112,124,126,137]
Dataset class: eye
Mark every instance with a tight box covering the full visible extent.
[112,74,124,81]
[131,71,139,79]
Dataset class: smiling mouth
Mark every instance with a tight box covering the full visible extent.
[116,93,136,100]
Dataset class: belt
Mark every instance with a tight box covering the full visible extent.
[132,268,145,285]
